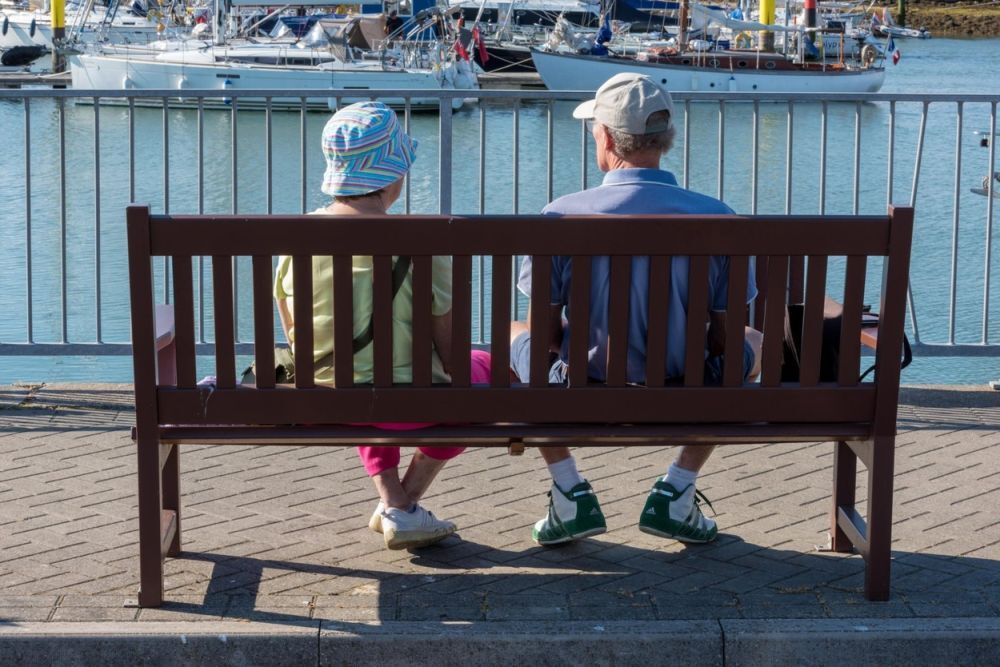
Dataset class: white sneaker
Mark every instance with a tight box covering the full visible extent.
[380,504,456,550]
[369,501,385,534]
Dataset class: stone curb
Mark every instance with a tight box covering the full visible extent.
[722,617,1000,667]
[2,618,1000,666]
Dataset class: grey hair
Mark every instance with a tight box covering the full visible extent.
[605,111,675,158]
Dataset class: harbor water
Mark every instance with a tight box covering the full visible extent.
[1,37,999,384]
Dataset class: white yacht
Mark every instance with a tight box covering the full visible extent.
[0,0,164,49]
[69,15,479,109]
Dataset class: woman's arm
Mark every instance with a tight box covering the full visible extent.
[277,297,293,343]
[431,309,453,374]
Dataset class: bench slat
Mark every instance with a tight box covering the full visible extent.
[490,256,511,387]
[530,256,553,388]
[149,216,893,257]
[839,255,867,386]
[789,255,805,304]
[160,422,875,447]
[568,255,591,388]
[373,255,393,388]
[292,255,314,388]
[607,256,632,387]
[171,255,196,388]
[252,256,275,389]
[761,256,788,387]
[645,255,671,388]
[684,256,710,387]
[156,385,877,425]
[451,255,472,387]
[212,256,236,389]
[411,255,433,387]
[333,255,354,388]
[798,256,828,387]
[723,256,749,387]
[253,255,275,389]
[752,254,768,331]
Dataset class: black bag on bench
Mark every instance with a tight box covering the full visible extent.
[781,298,911,383]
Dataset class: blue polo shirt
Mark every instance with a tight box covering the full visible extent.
[517,168,757,383]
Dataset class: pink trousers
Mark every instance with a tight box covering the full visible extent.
[357,350,492,476]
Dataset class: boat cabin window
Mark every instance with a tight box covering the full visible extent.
[384,0,412,18]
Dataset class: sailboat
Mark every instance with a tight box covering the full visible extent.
[972,131,999,200]
[531,2,885,93]
[69,4,479,110]
[0,0,164,50]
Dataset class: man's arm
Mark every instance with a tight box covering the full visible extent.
[526,302,565,353]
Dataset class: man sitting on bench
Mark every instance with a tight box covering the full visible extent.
[511,73,763,546]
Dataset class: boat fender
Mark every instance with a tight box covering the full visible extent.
[734,31,752,49]
[29,19,36,38]
[860,44,877,69]
[454,60,475,90]
[2,16,8,36]
[121,75,134,90]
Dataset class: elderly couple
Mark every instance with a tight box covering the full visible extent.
[274,73,763,551]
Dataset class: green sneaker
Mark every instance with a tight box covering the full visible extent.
[532,480,607,546]
[638,480,718,544]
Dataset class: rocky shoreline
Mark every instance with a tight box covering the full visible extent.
[904,1,1000,37]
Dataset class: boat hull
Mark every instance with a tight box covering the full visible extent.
[0,12,160,49]
[68,53,473,110]
[531,49,885,94]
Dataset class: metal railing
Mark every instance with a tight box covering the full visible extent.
[0,88,997,363]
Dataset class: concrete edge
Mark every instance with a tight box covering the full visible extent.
[722,618,1000,667]
[2,618,1000,665]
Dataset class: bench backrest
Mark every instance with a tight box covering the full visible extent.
[127,205,913,437]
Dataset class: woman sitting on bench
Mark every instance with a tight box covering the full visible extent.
[273,101,491,551]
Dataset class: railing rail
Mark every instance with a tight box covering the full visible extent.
[1,88,999,367]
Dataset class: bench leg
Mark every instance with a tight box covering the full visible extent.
[864,435,895,601]
[162,444,181,557]
[830,440,857,553]
[137,433,165,608]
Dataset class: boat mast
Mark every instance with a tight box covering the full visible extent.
[677,0,688,51]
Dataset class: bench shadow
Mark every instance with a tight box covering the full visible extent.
[158,531,1000,625]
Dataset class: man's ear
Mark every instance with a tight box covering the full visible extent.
[597,124,618,157]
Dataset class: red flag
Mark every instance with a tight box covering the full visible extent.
[454,38,470,62]
[893,49,901,65]
[473,26,490,64]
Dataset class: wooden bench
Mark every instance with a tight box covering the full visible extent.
[127,204,914,607]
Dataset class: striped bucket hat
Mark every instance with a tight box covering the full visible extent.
[321,101,417,197]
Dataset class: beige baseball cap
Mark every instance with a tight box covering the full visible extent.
[573,72,675,135]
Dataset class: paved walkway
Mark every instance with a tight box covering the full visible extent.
[1,384,1000,664]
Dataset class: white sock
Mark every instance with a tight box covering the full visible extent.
[548,457,585,492]
[663,462,698,490]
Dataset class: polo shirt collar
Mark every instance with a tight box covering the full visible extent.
[601,168,679,187]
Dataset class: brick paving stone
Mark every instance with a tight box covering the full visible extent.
[0,607,53,621]
[50,606,140,621]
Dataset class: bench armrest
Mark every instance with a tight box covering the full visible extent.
[860,326,878,351]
